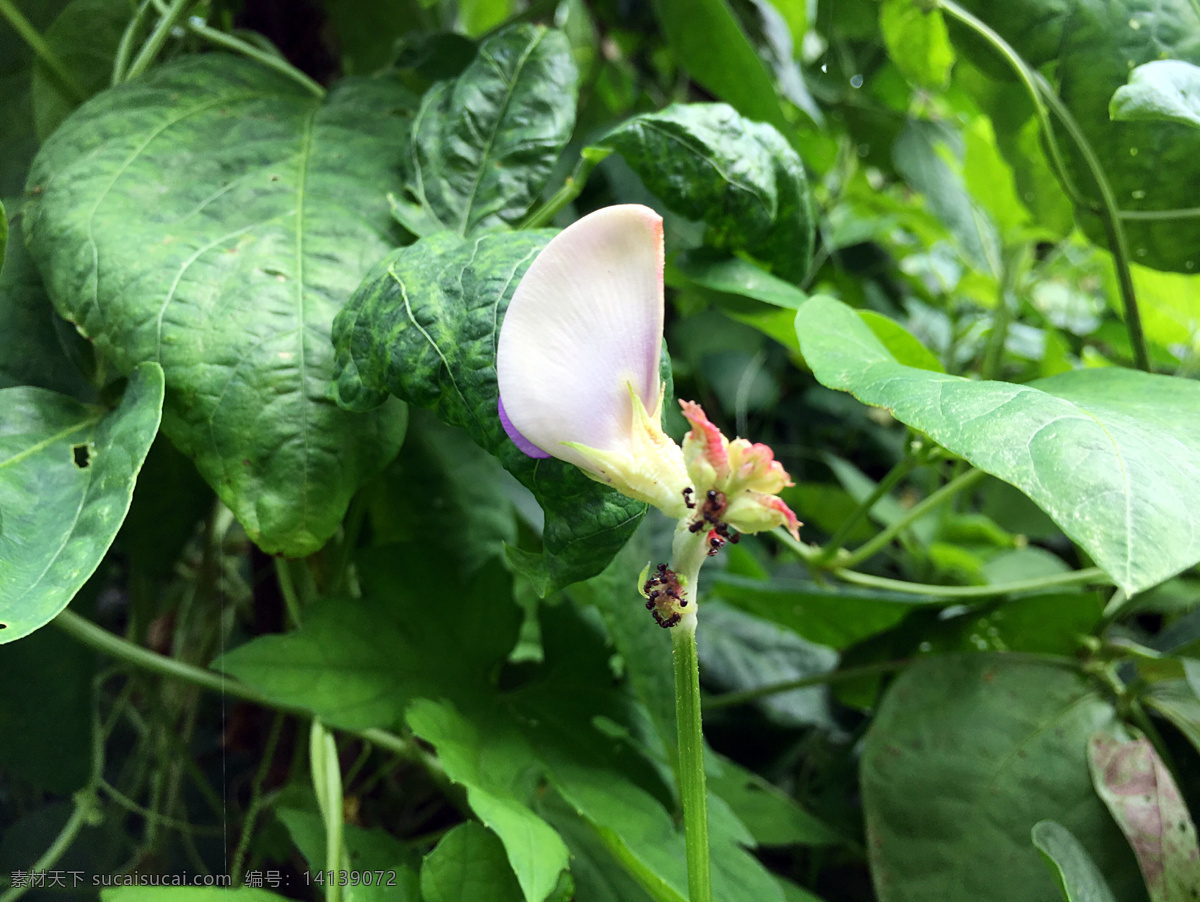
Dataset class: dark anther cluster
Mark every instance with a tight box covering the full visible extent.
[642,562,685,628]
[687,489,740,552]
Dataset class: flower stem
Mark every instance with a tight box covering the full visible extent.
[672,623,711,902]
[669,524,712,902]
[0,0,87,103]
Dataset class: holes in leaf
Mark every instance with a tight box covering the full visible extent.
[0,622,7,630]
[72,444,91,469]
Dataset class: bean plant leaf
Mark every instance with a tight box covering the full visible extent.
[332,230,647,593]
[23,55,412,557]
[1032,820,1119,902]
[600,103,814,282]
[1111,60,1200,130]
[393,24,578,237]
[949,0,1200,273]
[31,0,131,140]
[796,295,1200,595]
[1087,732,1200,902]
[0,362,163,643]
[421,823,525,902]
[861,655,1145,902]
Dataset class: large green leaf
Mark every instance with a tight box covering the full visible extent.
[861,655,1145,902]
[0,362,162,643]
[880,0,954,89]
[600,103,814,282]
[1032,821,1118,902]
[392,25,578,237]
[950,0,1200,273]
[24,55,411,556]
[1087,732,1200,902]
[332,230,647,593]
[795,296,1200,595]
[650,0,792,139]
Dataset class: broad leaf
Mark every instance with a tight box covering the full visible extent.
[796,295,1200,595]
[861,655,1145,902]
[0,362,162,643]
[393,24,578,237]
[650,0,792,139]
[949,0,1200,273]
[1032,820,1118,902]
[421,823,525,902]
[24,55,411,556]
[1111,60,1200,130]
[332,231,647,593]
[600,103,814,281]
[31,0,131,140]
[1087,733,1200,902]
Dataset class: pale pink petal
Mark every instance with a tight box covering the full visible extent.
[497,205,664,471]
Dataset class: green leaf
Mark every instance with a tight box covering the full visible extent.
[102,891,288,902]
[332,230,647,593]
[1032,820,1119,902]
[0,362,162,643]
[880,0,954,89]
[1087,732,1200,902]
[600,103,814,281]
[24,55,411,556]
[421,822,525,902]
[709,572,942,649]
[0,201,94,398]
[948,0,1200,273]
[458,0,515,37]
[1143,681,1200,756]
[1113,57,1200,130]
[0,198,7,277]
[1124,262,1200,355]
[673,251,808,311]
[31,0,131,140]
[650,0,793,139]
[861,655,1145,902]
[394,25,578,237]
[796,295,1200,595]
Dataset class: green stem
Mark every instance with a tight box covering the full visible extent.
[705,659,910,711]
[836,468,985,569]
[935,0,1151,373]
[672,625,711,902]
[183,20,325,97]
[816,452,921,564]
[123,0,192,82]
[111,0,155,85]
[669,524,712,902]
[519,148,610,229]
[311,721,344,902]
[835,565,1111,597]
[0,0,87,102]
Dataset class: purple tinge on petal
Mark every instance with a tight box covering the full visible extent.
[499,395,551,458]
